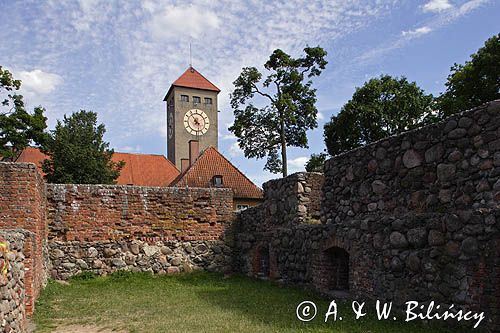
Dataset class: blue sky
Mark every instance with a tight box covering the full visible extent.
[0,0,499,186]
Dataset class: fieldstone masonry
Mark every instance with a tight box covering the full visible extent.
[45,184,234,279]
[0,230,31,333]
[0,101,499,332]
[235,101,500,332]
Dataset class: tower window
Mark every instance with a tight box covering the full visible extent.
[193,96,201,104]
[181,95,189,102]
[212,175,223,187]
[204,97,212,105]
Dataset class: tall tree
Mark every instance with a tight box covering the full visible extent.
[438,33,500,116]
[229,47,327,177]
[324,75,436,156]
[0,66,48,158]
[42,110,124,184]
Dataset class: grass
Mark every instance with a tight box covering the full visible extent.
[34,271,471,333]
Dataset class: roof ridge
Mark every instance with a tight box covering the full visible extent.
[171,146,262,196]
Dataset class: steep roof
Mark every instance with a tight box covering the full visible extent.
[164,66,220,101]
[171,146,263,199]
[14,147,180,187]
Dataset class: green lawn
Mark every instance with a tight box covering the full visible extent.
[34,271,469,333]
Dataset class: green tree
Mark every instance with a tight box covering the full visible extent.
[0,66,48,158]
[305,152,328,172]
[324,75,436,156]
[42,110,124,184]
[438,33,500,116]
[229,46,327,177]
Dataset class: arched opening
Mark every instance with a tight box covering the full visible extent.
[252,245,270,278]
[324,247,349,291]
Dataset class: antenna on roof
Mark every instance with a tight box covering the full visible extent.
[189,42,192,69]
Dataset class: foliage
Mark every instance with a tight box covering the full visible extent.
[305,152,328,172]
[229,46,327,177]
[438,33,500,116]
[42,110,124,184]
[0,66,48,158]
[324,75,436,156]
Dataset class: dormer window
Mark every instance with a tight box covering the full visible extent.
[193,96,201,104]
[212,175,223,187]
[204,97,212,105]
[181,95,189,102]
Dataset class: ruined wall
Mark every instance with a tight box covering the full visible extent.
[320,100,500,330]
[0,163,48,314]
[235,172,326,281]
[45,184,234,278]
[0,230,31,333]
[261,172,324,226]
[235,101,500,332]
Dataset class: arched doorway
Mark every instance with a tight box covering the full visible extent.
[252,245,270,278]
[325,247,349,290]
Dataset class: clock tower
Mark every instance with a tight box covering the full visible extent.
[164,67,220,170]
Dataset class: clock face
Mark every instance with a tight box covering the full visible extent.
[184,109,210,135]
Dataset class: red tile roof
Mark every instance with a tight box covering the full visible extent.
[164,67,220,100]
[171,146,263,199]
[14,147,180,187]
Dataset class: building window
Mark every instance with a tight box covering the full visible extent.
[212,175,223,187]
[204,97,212,105]
[236,204,249,211]
[193,96,201,104]
[181,95,189,102]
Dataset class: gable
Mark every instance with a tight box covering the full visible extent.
[172,147,263,199]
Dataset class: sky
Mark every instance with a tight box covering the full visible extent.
[0,0,499,186]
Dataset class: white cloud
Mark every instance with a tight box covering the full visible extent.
[16,69,63,94]
[222,133,237,140]
[147,4,220,40]
[423,0,453,13]
[359,0,488,64]
[289,156,309,168]
[228,141,244,157]
[402,26,432,37]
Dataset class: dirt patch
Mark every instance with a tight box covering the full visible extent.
[50,325,127,333]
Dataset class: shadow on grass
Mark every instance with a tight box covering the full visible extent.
[178,273,474,333]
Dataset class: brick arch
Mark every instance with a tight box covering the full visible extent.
[311,235,351,293]
[320,235,351,253]
[250,242,278,280]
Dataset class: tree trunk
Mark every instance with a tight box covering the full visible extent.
[280,118,287,178]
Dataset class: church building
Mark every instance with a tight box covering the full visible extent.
[165,67,263,210]
[5,66,263,211]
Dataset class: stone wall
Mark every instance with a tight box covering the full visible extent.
[0,163,48,314]
[261,172,324,226]
[0,230,31,333]
[235,172,326,281]
[45,184,234,278]
[319,100,500,330]
[235,101,500,332]
[49,239,232,280]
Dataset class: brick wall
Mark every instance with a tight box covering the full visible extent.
[46,184,233,242]
[45,184,234,279]
[0,163,48,315]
